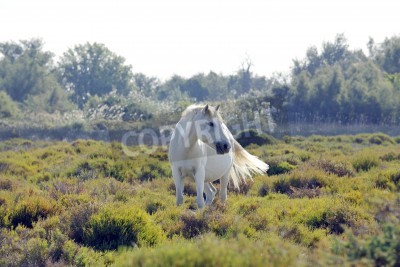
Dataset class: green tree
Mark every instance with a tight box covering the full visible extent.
[0,91,19,118]
[375,35,400,74]
[181,77,209,101]
[133,73,160,98]
[321,34,349,66]
[156,75,187,101]
[0,39,54,102]
[58,43,134,107]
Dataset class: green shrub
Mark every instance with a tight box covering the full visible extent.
[277,222,324,247]
[0,178,13,191]
[0,159,34,178]
[48,229,68,262]
[267,161,296,176]
[273,169,327,195]
[309,135,326,142]
[113,234,303,267]
[9,196,58,228]
[289,186,321,199]
[60,203,99,243]
[61,240,79,265]
[375,169,400,191]
[258,183,270,197]
[68,158,127,181]
[302,201,370,235]
[20,237,48,267]
[380,152,400,162]
[335,224,400,266]
[180,211,208,238]
[0,206,6,227]
[310,158,355,177]
[145,200,165,215]
[236,129,277,147]
[0,91,19,118]
[351,153,380,172]
[83,204,164,250]
[368,133,394,145]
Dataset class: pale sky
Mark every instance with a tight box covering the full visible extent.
[1,0,399,80]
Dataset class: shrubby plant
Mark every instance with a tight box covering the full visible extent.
[83,203,164,250]
[0,136,399,265]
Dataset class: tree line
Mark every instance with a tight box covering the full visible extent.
[0,34,399,124]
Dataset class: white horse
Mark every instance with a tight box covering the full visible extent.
[168,104,269,208]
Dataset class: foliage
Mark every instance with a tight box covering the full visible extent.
[0,91,19,118]
[113,234,303,267]
[0,135,399,265]
[267,161,296,176]
[289,34,400,124]
[351,152,380,172]
[9,196,58,228]
[333,224,400,266]
[83,203,165,250]
[58,42,134,108]
[0,39,72,114]
[236,129,277,147]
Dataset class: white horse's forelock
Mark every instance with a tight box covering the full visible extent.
[181,104,222,121]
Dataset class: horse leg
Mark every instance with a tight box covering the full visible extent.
[172,167,184,206]
[220,173,230,202]
[194,168,206,208]
[204,182,216,205]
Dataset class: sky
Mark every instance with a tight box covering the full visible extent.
[1,0,399,80]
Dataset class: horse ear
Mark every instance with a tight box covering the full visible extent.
[203,104,209,114]
[216,104,220,111]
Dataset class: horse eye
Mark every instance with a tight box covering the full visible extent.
[208,121,214,127]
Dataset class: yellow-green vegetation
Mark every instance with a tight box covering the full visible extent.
[0,133,400,266]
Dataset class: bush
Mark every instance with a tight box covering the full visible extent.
[375,169,400,191]
[146,200,165,215]
[113,234,303,267]
[137,161,170,181]
[380,152,400,162]
[0,206,6,227]
[9,196,58,228]
[0,91,19,118]
[236,129,277,147]
[20,237,48,267]
[368,133,394,145]
[267,161,296,176]
[0,178,13,191]
[83,204,164,250]
[302,201,371,235]
[180,211,208,238]
[335,224,400,266]
[273,168,327,195]
[352,153,380,172]
[60,203,99,243]
[258,183,270,197]
[70,158,127,181]
[310,158,355,177]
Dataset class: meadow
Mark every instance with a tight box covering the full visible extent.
[0,133,399,266]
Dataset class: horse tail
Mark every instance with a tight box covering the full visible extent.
[229,139,269,189]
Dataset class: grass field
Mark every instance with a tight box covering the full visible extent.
[0,133,399,266]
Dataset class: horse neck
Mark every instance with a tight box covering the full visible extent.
[171,119,198,156]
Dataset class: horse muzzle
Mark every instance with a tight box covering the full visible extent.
[215,141,231,154]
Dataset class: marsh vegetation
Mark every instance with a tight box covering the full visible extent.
[0,133,399,266]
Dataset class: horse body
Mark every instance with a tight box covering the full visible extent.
[168,104,268,208]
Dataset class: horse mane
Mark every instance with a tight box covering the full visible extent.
[181,104,222,121]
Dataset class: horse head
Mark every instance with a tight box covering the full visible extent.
[192,104,231,154]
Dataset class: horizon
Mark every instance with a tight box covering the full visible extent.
[1,0,400,80]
